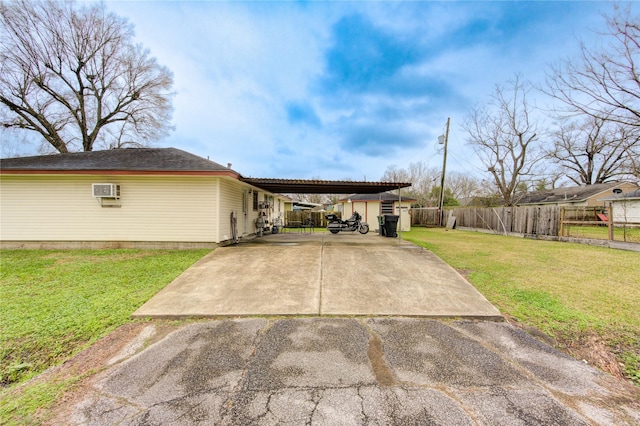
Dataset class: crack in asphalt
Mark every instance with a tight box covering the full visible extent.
[67,318,640,425]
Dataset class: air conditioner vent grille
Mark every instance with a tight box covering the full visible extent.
[92,183,120,198]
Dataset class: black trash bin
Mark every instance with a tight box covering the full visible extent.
[377,215,386,236]
[383,214,399,237]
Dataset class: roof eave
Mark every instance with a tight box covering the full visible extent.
[0,169,241,178]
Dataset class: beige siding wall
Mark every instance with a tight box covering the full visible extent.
[586,183,639,207]
[612,200,640,223]
[365,202,380,228]
[217,179,288,240]
[0,175,219,242]
[218,178,244,241]
[236,188,287,236]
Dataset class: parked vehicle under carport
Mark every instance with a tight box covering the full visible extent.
[325,212,369,234]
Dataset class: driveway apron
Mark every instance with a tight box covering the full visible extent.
[132,233,501,319]
[67,318,640,425]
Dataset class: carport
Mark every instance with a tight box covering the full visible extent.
[133,177,501,319]
[242,177,413,237]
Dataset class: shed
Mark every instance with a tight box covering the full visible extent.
[339,192,416,232]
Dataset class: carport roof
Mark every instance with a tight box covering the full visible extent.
[240,178,412,194]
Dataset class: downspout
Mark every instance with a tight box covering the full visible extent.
[398,186,402,241]
[379,192,383,235]
[215,179,221,243]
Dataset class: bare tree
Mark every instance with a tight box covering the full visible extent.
[0,0,173,153]
[462,76,544,206]
[627,151,640,179]
[547,116,640,185]
[381,162,440,207]
[533,172,565,190]
[545,4,640,128]
[446,171,482,201]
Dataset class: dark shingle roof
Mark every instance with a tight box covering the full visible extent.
[0,148,231,172]
[517,182,637,205]
[600,189,640,200]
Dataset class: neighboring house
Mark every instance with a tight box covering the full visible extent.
[0,148,287,248]
[600,189,640,225]
[339,192,416,232]
[516,182,639,207]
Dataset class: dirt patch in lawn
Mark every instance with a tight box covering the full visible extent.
[5,321,185,425]
[503,313,632,383]
[564,335,625,378]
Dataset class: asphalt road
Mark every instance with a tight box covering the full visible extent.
[69,318,640,425]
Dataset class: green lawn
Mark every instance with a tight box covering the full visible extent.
[563,225,640,243]
[0,249,209,424]
[405,227,640,385]
[1,233,639,423]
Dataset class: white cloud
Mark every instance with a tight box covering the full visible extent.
[23,1,630,183]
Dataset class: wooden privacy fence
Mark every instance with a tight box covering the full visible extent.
[285,211,340,228]
[413,205,638,243]
[413,206,561,236]
[450,206,561,236]
[411,208,440,227]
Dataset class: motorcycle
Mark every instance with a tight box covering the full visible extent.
[325,212,369,234]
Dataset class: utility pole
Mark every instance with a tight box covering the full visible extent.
[438,117,450,227]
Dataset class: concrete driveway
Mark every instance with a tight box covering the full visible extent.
[58,233,640,425]
[133,232,501,319]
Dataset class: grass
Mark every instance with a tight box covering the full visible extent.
[0,249,210,424]
[1,233,639,422]
[405,227,640,385]
[564,225,640,243]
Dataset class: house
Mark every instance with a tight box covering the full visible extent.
[600,189,640,225]
[516,182,639,207]
[0,148,411,247]
[339,192,416,232]
[0,148,287,247]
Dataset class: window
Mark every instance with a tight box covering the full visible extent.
[253,191,259,211]
[381,201,394,214]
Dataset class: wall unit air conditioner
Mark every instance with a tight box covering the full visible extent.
[92,183,120,198]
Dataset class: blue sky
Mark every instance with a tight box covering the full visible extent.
[97,2,628,179]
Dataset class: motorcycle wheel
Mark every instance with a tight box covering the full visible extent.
[358,224,369,234]
[329,229,340,234]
